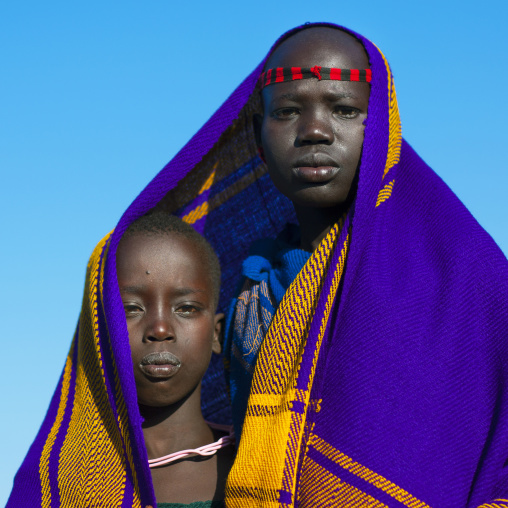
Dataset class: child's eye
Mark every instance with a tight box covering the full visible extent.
[334,106,359,119]
[124,304,143,316]
[176,305,199,317]
[272,107,299,119]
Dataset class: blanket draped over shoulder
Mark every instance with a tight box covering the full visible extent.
[8,23,508,508]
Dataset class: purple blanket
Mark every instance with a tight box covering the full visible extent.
[8,23,508,508]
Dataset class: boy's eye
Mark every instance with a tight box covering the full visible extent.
[124,304,143,316]
[334,106,359,119]
[272,107,299,119]
[176,305,199,317]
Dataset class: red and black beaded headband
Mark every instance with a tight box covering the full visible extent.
[258,66,372,89]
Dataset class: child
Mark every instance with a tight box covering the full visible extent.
[8,212,234,507]
[117,212,234,506]
[222,26,508,507]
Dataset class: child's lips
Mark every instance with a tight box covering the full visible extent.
[292,154,340,183]
[293,166,339,183]
[139,351,181,379]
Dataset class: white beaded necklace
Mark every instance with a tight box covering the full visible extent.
[148,423,235,468]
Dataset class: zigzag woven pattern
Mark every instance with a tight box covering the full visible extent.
[378,48,402,180]
[376,179,395,207]
[301,433,431,507]
[35,233,143,507]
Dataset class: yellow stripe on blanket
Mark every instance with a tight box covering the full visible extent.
[308,433,431,508]
[299,456,389,507]
[57,232,128,506]
[477,500,508,508]
[37,232,141,507]
[226,222,350,507]
[376,179,395,207]
[39,343,75,508]
[376,46,402,180]
[183,163,267,225]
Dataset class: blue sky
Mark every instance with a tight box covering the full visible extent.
[1,0,506,503]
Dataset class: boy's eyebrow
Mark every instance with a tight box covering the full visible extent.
[273,91,358,102]
[324,92,358,100]
[173,287,207,296]
[120,285,145,294]
[120,286,207,296]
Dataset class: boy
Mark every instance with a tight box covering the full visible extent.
[117,213,234,506]
[223,25,508,507]
[8,212,234,507]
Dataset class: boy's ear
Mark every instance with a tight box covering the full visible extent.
[253,114,263,150]
[212,312,225,355]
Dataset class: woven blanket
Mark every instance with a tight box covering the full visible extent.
[8,23,508,508]
[221,25,508,508]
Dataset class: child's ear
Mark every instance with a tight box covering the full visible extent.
[212,313,225,355]
[253,114,263,151]
[253,114,267,164]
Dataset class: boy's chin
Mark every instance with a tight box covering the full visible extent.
[137,384,200,414]
[137,391,181,411]
[291,189,351,210]
[138,398,178,411]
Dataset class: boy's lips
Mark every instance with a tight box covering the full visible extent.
[139,351,181,379]
[293,166,340,183]
[292,154,340,183]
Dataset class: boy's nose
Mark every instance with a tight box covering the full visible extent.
[297,112,334,146]
[145,316,175,342]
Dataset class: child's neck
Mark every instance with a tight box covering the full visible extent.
[140,389,213,460]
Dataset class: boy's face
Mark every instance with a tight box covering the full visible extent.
[256,28,370,209]
[116,232,222,408]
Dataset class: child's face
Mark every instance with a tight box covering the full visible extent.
[256,28,370,210]
[116,232,222,408]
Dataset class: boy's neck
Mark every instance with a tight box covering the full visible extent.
[295,204,347,252]
[140,387,213,460]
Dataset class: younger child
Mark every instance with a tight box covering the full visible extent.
[117,212,235,507]
[7,212,234,507]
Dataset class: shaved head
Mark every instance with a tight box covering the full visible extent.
[254,25,371,229]
[264,27,369,72]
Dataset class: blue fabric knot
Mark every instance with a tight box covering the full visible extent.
[242,255,272,282]
[241,224,311,305]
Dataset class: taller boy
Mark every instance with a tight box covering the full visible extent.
[223,26,508,507]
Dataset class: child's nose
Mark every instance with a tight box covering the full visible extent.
[297,111,334,146]
[146,316,175,342]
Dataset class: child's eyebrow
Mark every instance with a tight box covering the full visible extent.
[273,91,358,102]
[173,287,207,297]
[119,286,206,296]
[120,285,145,294]
[324,92,358,100]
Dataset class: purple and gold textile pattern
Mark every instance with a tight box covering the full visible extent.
[9,232,145,507]
[7,23,508,508]
[223,25,508,508]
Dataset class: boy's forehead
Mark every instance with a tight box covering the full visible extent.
[117,232,196,271]
[265,27,369,70]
